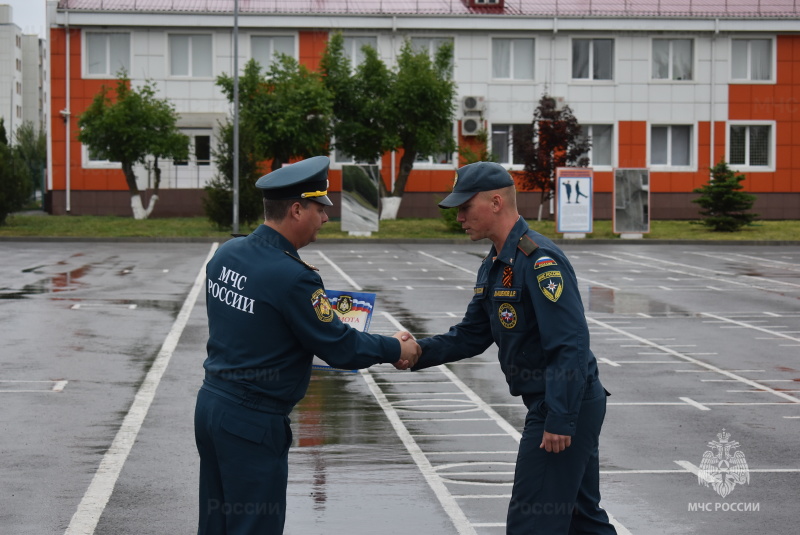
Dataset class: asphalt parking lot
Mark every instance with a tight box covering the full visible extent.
[1,239,798,534]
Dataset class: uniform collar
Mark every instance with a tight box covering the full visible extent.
[252,224,300,257]
[491,216,530,266]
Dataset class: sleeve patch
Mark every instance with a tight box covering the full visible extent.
[534,256,558,270]
[311,289,334,322]
[537,270,564,302]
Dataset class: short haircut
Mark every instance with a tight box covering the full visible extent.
[263,197,312,222]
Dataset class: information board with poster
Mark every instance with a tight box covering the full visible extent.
[556,168,594,236]
[312,290,377,372]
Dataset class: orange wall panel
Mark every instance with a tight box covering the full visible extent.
[299,31,329,71]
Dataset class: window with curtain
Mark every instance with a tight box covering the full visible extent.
[492,38,535,80]
[579,124,614,167]
[491,124,531,165]
[572,38,614,80]
[410,37,454,74]
[251,35,295,68]
[343,36,378,70]
[85,33,130,76]
[731,39,772,81]
[169,34,213,77]
[651,125,692,167]
[652,39,693,80]
[729,124,771,167]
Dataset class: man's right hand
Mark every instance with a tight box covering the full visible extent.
[392,331,421,370]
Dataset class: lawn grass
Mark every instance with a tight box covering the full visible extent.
[1,213,798,241]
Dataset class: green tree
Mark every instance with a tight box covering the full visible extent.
[320,36,457,217]
[692,161,757,231]
[517,95,590,220]
[77,74,189,219]
[0,118,33,225]
[389,40,457,199]
[203,119,264,229]
[320,32,397,193]
[216,57,333,172]
[14,121,47,203]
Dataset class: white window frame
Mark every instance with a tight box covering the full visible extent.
[729,37,775,84]
[571,37,615,82]
[583,124,615,170]
[342,35,379,71]
[82,143,121,169]
[648,123,696,171]
[491,36,536,81]
[82,31,131,78]
[168,33,214,79]
[490,123,530,169]
[726,121,775,172]
[249,34,296,69]
[650,38,695,82]
[329,145,379,170]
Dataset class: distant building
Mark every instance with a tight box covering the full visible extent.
[0,4,25,137]
[46,0,800,220]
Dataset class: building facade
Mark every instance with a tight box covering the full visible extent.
[47,0,800,220]
[0,5,25,138]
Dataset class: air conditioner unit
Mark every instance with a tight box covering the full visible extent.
[462,95,485,113]
[461,117,482,136]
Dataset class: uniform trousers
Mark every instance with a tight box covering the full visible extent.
[195,387,293,535]
[506,380,616,535]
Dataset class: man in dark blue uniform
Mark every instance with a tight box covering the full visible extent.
[414,162,616,534]
[195,155,420,534]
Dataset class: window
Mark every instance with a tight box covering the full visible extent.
[251,35,294,68]
[342,36,378,69]
[572,38,614,80]
[416,150,453,165]
[174,134,211,166]
[169,34,213,77]
[410,37,452,57]
[650,125,692,167]
[492,38,535,80]
[652,39,693,81]
[729,124,771,167]
[491,124,531,165]
[731,39,772,81]
[85,33,130,76]
[84,144,120,168]
[581,124,614,167]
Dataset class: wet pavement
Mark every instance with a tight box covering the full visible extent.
[1,240,799,534]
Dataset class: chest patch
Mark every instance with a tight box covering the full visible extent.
[311,289,334,322]
[498,303,518,329]
[537,271,564,302]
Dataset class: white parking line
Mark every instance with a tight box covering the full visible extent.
[63,243,218,535]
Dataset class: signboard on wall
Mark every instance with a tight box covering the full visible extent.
[613,168,650,235]
[556,167,593,235]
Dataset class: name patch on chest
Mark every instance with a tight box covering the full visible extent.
[493,288,520,301]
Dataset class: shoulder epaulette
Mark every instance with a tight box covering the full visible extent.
[284,251,319,271]
[518,234,540,256]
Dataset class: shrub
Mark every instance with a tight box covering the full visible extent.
[692,161,757,232]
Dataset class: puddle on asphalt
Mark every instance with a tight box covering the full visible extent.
[587,286,688,315]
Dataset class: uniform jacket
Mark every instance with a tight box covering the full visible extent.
[415,216,602,436]
[204,224,400,411]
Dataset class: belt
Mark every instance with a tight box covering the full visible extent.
[521,376,605,409]
[202,372,294,416]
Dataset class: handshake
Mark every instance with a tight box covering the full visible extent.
[391,331,421,370]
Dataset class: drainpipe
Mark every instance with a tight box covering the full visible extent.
[64,8,71,213]
[709,19,718,171]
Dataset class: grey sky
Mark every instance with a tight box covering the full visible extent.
[3,0,46,38]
